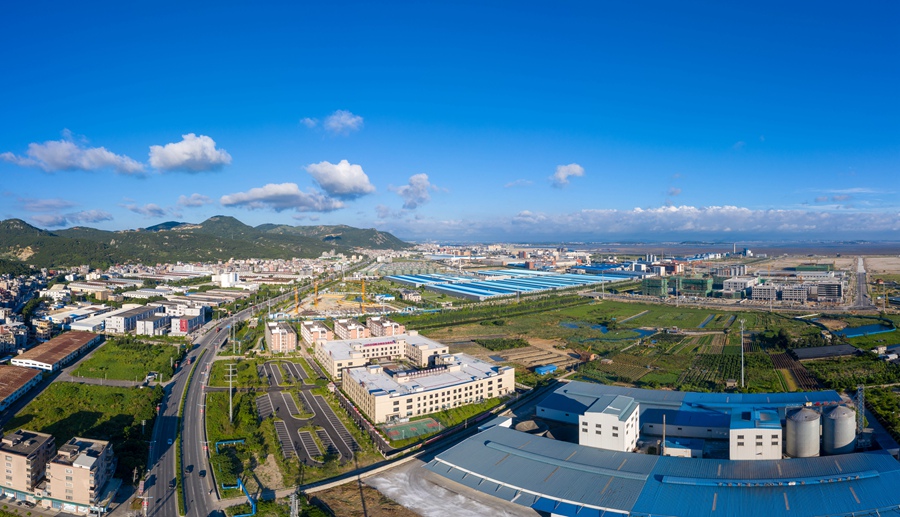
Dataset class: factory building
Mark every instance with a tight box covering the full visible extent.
[342,353,514,424]
[723,276,758,292]
[12,332,103,372]
[314,332,448,379]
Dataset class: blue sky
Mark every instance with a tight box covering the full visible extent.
[1,2,897,242]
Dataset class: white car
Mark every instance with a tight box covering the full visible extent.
[167,438,173,445]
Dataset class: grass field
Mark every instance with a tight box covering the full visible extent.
[72,336,185,381]
[7,383,162,479]
[209,358,269,388]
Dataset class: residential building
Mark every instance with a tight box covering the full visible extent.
[366,316,405,337]
[265,322,297,353]
[300,321,332,345]
[342,353,515,423]
[0,430,55,497]
[332,318,370,340]
[43,437,116,511]
[751,284,778,301]
[34,319,54,342]
[315,332,448,379]
[578,395,640,452]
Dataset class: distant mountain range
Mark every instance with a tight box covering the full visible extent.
[0,216,409,269]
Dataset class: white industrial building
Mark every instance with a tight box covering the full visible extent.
[315,332,448,379]
[578,395,640,452]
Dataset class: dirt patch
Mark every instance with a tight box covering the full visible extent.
[314,481,420,517]
[866,256,900,275]
[254,454,283,489]
[816,318,848,331]
[527,337,567,350]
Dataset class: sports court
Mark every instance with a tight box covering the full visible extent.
[383,417,443,440]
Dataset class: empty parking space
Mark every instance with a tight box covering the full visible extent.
[315,429,341,459]
[284,361,308,381]
[310,393,360,456]
[280,391,301,416]
[268,362,284,385]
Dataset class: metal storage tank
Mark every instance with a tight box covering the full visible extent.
[786,407,821,458]
[823,405,857,455]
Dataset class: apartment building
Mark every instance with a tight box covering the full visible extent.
[366,316,405,337]
[300,320,333,345]
[0,430,55,497]
[43,437,116,511]
[343,353,515,423]
[315,332,448,379]
[333,319,370,340]
[265,321,297,353]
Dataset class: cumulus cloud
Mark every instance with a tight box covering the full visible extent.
[32,210,113,228]
[305,160,375,199]
[148,133,232,172]
[323,110,364,135]
[550,163,584,188]
[832,194,851,202]
[124,203,167,218]
[2,136,144,175]
[391,173,436,209]
[177,193,213,207]
[220,183,344,213]
[504,179,533,188]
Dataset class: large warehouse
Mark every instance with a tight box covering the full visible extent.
[423,382,900,516]
[11,331,103,371]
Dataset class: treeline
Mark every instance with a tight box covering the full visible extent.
[474,338,529,352]
[392,295,590,330]
[0,257,32,276]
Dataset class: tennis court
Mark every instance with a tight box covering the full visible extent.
[382,417,443,440]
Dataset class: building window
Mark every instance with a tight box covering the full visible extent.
[756,435,762,439]
[612,433,618,437]
[737,442,744,446]
[582,428,587,433]
[613,426,618,431]
[756,442,763,446]
[595,431,601,435]
[737,435,744,439]
[582,422,587,426]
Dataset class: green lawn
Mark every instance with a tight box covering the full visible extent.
[7,383,162,479]
[72,336,185,381]
[209,358,269,388]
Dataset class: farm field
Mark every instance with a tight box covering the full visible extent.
[73,336,185,381]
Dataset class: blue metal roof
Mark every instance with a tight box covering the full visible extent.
[426,426,900,517]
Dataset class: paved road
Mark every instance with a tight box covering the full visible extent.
[852,256,876,310]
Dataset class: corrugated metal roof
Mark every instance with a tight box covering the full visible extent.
[426,425,900,517]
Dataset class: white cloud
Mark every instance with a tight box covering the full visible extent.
[550,163,584,188]
[305,160,375,199]
[220,183,344,212]
[124,203,167,218]
[2,137,144,175]
[32,210,113,228]
[391,173,435,209]
[323,110,363,135]
[20,198,76,212]
[149,133,232,172]
[667,187,682,197]
[300,117,318,128]
[504,179,533,188]
[177,193,213,207]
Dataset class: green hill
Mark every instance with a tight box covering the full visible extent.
[0,217,410,268]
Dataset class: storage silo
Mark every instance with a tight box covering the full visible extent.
[786,407,821,458]
[823,405,856,455]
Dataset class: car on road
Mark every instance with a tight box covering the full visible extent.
[169,479,176,490]
[185,464,193,474]
[199,470,206,478]
[167,438,173,445]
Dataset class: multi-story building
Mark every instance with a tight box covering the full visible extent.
[713,264,747,277]
[43,437,116,511]
[103,305,161,334]
[399,289,421,302]
[781,284,809,303]
[333,318,370,340]
[170,314,204,335]
[0,430,55,497]
[751,284,779,301]
[723,276,757,292]
[728,409,782,460]
[578,395,640,452]
[300,321,333,345]
[815,282,844,303]
[366,316,405,337]
[315,332,448,379]
[343,353,515,423]
[34,319,54,342]
[642,278,668,297]
[265,322,297,353]
[135,314,171,336]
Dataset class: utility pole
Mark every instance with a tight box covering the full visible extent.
[226,363,237,423]
[290,492,299,517]
[740,319,745,388]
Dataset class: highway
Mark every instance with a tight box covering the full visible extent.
[144,291,294,517]
[852,256,876,310]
